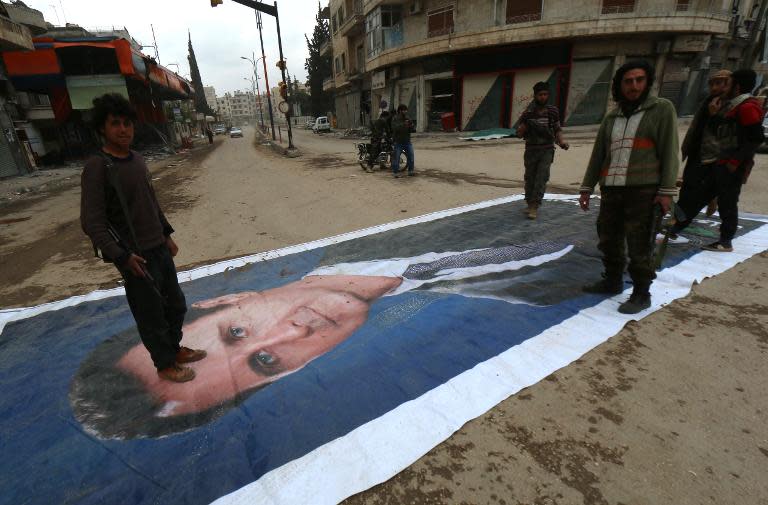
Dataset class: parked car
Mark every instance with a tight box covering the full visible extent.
[213,125,226,135]
[313,116,331,133]
[305,118,316,129]
[230,127,243,138]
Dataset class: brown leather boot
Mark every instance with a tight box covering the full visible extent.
[526,204,538,220]
[176,346,207,364]
[157,364,196,383]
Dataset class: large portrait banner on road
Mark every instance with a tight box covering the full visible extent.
[1,195,767,505]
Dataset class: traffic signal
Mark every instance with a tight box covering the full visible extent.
[276,60,286,71]
[211,0,223,6]
[278,82,288,100]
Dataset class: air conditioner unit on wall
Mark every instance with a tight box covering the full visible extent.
[410,0,422,15]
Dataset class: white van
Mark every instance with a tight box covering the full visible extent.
[313,116,331,133]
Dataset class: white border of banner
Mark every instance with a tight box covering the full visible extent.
[2,195,767,505]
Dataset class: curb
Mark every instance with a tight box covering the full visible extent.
[256,130,302,158]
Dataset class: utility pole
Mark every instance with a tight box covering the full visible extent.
[151,24,161,63]
[256,10,276,140]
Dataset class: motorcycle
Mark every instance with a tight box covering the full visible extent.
[355,136,406,172]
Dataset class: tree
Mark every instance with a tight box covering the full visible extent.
[304,2,333,116]
[187,32,215,116]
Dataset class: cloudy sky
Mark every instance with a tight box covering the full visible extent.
[23,0,322,96]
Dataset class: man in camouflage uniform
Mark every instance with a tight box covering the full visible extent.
[516,81,569,219]
[579,60,679,314]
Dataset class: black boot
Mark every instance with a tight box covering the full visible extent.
[582,277,623,295]
[618,290,651,314]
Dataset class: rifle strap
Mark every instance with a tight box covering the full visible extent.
[101,152,141,254]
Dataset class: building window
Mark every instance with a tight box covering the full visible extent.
[427,5,454,38]
[601,0,635,14]
[675,0,690,11]
[506,0,542,24]
[341,53,346,72]
[335,56,341,75]
[366,5,403,58]
[332,13,337,33]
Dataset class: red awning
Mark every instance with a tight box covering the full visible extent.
[3,48,59,75]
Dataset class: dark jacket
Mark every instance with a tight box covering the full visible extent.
[371,116,391,141]
[681,95,721,166]
[81,151,173,265]
[391,115,412,144]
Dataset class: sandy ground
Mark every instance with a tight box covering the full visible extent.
[1,125,767,504]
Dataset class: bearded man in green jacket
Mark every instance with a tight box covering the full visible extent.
[578,60,679,315]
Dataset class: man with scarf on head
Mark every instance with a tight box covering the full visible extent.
[679,69,732,219]
[670,69,765,252]
[516,81,569,220]
[578,60,679,314]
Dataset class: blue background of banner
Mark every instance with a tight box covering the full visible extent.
[0,200,762,505]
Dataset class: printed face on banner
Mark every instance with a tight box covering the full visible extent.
[118,275,403,417]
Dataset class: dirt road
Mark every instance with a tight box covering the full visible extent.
[1,126,767,504]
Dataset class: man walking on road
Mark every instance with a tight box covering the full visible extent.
[679,69,731,218]
[81,93,207,383]
[579,60,679,314]
[670,69,765,252]
[516,82,569,219]
[391,104,415,178]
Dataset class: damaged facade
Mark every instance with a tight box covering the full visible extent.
[324,0,766,132]
[0,13,197,171]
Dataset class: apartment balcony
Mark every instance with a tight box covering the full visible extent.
[0,15,32,51]
[347,65,365,81]
[322,76,336,91]
[339,0,365,37]
[320,38,332,56]
[366,5,730,71]
[362,0,408,16]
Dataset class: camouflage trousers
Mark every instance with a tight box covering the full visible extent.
[523,148,554,206]
[596,186,658,293]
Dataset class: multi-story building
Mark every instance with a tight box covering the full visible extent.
[325,0,763,131]
[203,86,217,111]
[215,90,262,126]
[0,0,45,176]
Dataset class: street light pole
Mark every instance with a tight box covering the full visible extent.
[272,1,294,149]
[241,54,266,129]
[244,77,257,125]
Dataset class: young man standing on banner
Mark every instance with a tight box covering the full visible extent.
[670,69,764,252]
[516,82,569,220]
[579,61,679,314]
[81,93,206,383]
[679,69,731,218]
